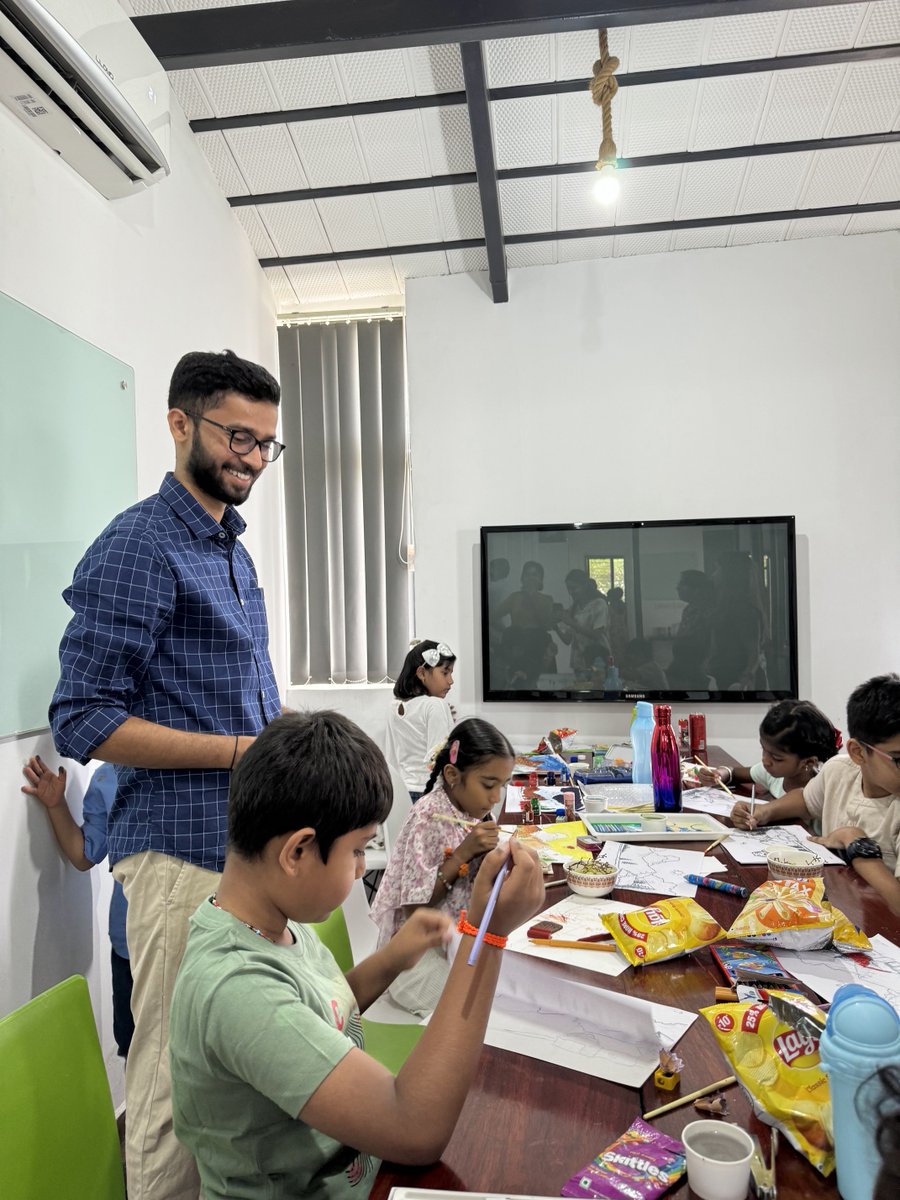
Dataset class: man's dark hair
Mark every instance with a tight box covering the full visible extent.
[847,674,900,745]
[168,349,280,415]
[228,711,392,862]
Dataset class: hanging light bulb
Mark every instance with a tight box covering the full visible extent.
[593,160,619,205]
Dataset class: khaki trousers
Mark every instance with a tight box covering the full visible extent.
[114,851,220,1200]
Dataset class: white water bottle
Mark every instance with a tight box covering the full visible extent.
[630,701,655,786]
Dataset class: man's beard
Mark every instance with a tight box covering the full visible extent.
[186,428,257,507]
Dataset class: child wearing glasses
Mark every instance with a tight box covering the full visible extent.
[386,640,457,801]
[371,718,512,1015]
[732,674,900,915]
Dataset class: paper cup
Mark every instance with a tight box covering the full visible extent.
[682,1120,754,1200]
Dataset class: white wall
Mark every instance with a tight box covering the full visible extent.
[0,103,285,1105]
[405,232,900,762]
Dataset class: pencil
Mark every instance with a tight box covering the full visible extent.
[544,876,569,889]
[642,1075,737,1120]
[749,784,757,823]
[528,938,619,952]
[467,858,510,966]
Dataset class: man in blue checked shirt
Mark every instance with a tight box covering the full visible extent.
[51,349,284,1200]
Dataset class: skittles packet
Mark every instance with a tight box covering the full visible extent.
[702,997,833,1175]
[560,1117,685,1200]
[601,897,725,966]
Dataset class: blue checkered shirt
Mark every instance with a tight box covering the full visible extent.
[50,474,282,872]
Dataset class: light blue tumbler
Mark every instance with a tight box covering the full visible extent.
[630,701,655,786]
[819,983,900,1200]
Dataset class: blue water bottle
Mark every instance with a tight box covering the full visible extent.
[819,983,900,1200]
[630,701,655,786]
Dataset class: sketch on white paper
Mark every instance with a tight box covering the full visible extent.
[602,842,726,897]
[723,824,843,866]
[506,894,634,977]
[683,786,771,819]
[776,935,900,1014]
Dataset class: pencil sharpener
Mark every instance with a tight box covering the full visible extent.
[654,1067,681,1091]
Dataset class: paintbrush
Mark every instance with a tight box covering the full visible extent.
[528,938,618,952]
[695,755,736,800]
[643,1076,737,1119]
[704,833,730,855]
[431,813,477,828]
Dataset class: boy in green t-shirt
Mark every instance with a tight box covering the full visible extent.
[169,710,543,1200]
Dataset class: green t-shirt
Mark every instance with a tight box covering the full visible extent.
[170,898,379,1200]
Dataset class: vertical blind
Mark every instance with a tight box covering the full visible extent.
[277,319,412,684]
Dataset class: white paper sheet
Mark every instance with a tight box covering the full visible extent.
[486,952,697,1087]
[602,842,728,896]
[775,934,900,1014]
[722,823,844,866]
[505,894,636,977]
[683,786,771,819]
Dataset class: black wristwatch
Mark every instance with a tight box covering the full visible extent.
[838,837,883,866]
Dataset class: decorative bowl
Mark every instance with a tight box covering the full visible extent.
[766,845,825,881]
[566,859,618,897]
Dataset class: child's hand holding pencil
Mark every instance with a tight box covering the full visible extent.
[465,840,544,962]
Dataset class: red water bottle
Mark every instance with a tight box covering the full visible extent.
[651,704,683,814]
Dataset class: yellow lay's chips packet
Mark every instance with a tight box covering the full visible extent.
[601,897,724,966]
[826,903,872,955]
[726,877,834,951]
[702,997,833,1175]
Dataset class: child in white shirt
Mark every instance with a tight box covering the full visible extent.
[385,640,456,800]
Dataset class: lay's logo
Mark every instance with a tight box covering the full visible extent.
[774,1029,819,1065]
[644,907,668,927]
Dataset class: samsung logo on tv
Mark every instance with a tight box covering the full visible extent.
[624,692,647,700]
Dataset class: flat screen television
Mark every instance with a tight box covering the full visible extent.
[481,517,798,704]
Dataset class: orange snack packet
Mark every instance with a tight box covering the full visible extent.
[726,878,834,951]
[702,997,833,1175]
[600,897,724,966]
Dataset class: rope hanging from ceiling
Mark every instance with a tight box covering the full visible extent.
[590,29,619,166]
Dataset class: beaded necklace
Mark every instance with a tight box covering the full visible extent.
[210,894,281,944]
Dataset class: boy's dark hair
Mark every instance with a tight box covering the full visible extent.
[393,639,456,700]
[759,699,839,762]
[228,711,392,862]
[424,717,514,796]
[847,674,900,746]
[168,349,280,415]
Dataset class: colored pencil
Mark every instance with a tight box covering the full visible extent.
[643,1076,738,1120]
[467,858,510,966]
[528,938,619,952]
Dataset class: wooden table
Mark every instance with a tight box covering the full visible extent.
[372,748,900,1200]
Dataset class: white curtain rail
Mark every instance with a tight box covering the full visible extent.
[277,308,404,328]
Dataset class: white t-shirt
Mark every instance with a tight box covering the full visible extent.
[803,755,900,877]
[385,695,454,792]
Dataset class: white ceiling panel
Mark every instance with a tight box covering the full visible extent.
[826,60,900,138]
[757,66,845,141]
[168,70,214,120]
[738,151,813,212]
[374,190,443,245]
[435,184,485,240]
[615,163,683,224]
[392,251,450,280]
[621,81,698,156]
[846,209,900,232]
[779,4,867,55]
[233,206,278,257]
[289,119,367,188]
[194,131,248,195]
[334,50,413,103]
[704,11,785,62]
[315,196,386,252]
[556,90,604,165]
[486,36,553,87]
[555,28,630,78]
[498,177,554,236]
[405,45,464,94]
[263,267,299,313]
[787,213,852,238]
[857,0,900,45]
[613,230,672,256]
[671,226,731,250]
[337,258,400,298]
[677,159,747,219]
[492,97,555,169]
[628,19,707,70]
[261,201,331,258]
[284,263,350,307]
[556,236,613,261]
[446,248,489,272]
[419,107,476,175]
[196,64,277,118]
[860,143,900,201]
[354,111,430,181]
[124,1,168,14]
[557,173,610,231]
[729,219,791,245]
[266,57,345,109]
[800,145,880,206]
[692,75,770,150]
[225,126,308,195]
[507,242,558,268]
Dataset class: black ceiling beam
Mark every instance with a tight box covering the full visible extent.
[136,0,858,71]
[259,199,900,268]
[190,42,900,134]
[230,130,900,208]
[460,43,508,304]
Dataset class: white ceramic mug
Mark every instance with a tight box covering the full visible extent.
[682,1119,754,1200]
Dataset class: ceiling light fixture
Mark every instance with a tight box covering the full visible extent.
[590,29,620,206]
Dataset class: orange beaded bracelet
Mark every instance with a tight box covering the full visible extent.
[456,909,507,950]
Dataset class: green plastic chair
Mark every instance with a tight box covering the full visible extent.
[0,975,126,1200]
[312,907,424,1074]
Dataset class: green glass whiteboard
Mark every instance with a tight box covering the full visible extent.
[0,290,137,737]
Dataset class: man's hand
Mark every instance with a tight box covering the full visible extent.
[21,756,67,810]
[387,910,453,973]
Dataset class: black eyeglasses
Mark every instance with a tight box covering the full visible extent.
[191,414,286,463]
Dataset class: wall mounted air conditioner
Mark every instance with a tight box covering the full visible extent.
[0,0,170,199]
